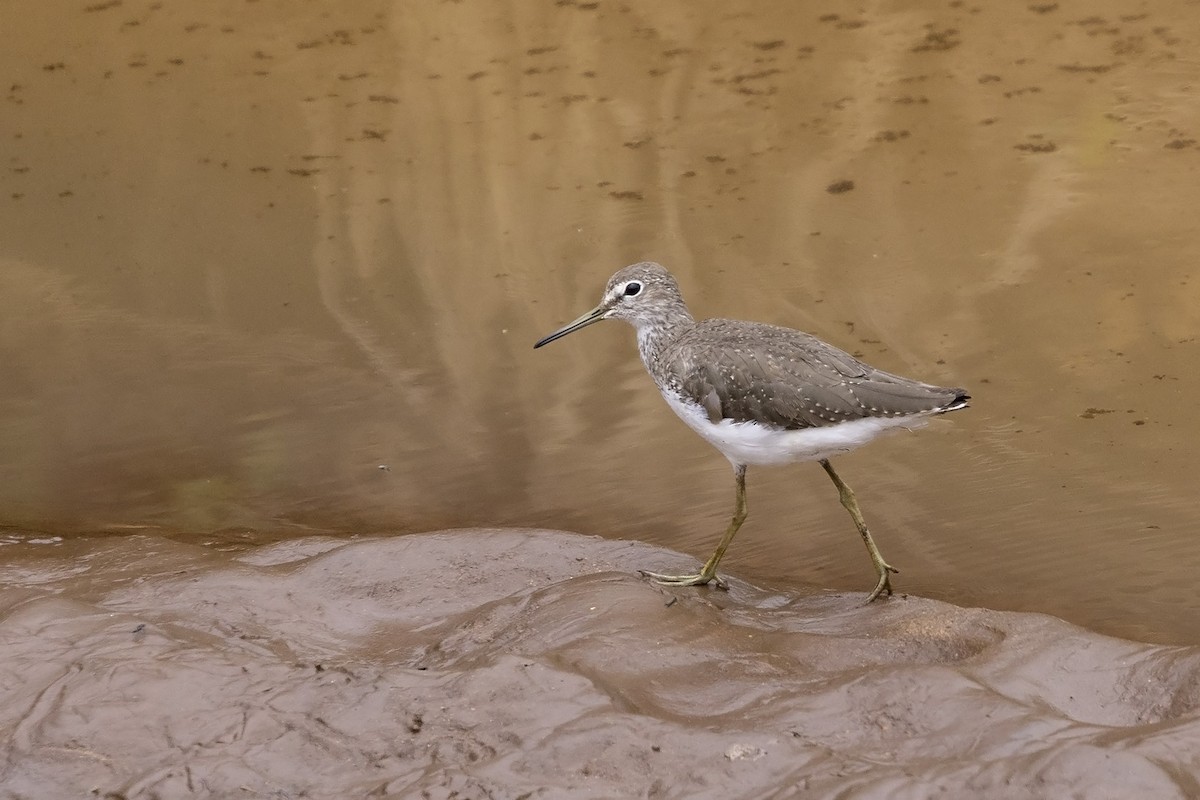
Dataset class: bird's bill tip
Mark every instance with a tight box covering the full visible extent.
[533,305,607,349]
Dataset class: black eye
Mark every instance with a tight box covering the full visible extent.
[623,281,643,297]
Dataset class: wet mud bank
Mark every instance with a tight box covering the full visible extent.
[2,529,1198,798]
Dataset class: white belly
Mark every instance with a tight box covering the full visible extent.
[662,390,929,467]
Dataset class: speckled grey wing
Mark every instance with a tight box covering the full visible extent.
[665,320,968,430]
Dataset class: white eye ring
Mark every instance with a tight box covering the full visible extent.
[623,281,643,297]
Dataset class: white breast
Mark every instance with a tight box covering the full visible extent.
[661,390,930,467]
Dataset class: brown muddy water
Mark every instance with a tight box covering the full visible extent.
[2,0,1200,797]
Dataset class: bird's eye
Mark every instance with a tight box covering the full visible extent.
[623,281,643,297]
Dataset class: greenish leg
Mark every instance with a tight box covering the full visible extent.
[819,458,898,603]
[641,463,747,589]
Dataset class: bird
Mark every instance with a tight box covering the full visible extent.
[533,262,969,601]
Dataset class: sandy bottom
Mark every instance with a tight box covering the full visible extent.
[2,529,1199,799]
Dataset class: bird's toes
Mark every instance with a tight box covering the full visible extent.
[639,569,722,588]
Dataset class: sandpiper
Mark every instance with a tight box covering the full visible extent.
[534,262,969,601]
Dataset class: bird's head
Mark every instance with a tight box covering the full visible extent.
[534,262,687,348]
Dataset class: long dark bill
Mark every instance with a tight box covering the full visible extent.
[533,305,607,349]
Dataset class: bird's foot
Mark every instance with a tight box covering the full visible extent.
[864,562,899,604]
[639,569,728,590]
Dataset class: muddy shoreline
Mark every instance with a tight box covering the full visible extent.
[2,529,1198,798]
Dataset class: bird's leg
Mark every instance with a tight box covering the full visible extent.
[641,464,747,589]
[818,458,898,603]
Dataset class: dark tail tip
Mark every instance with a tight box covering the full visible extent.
[944,390,971,412]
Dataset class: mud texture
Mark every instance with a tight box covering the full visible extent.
[3,530,1199,798]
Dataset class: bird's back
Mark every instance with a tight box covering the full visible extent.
[655,318,969,430]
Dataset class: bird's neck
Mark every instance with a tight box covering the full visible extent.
[634,307,694,375]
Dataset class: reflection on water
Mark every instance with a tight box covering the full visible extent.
[2,0,1200,643]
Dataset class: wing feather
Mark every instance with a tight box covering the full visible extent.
[663,320,967,430]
